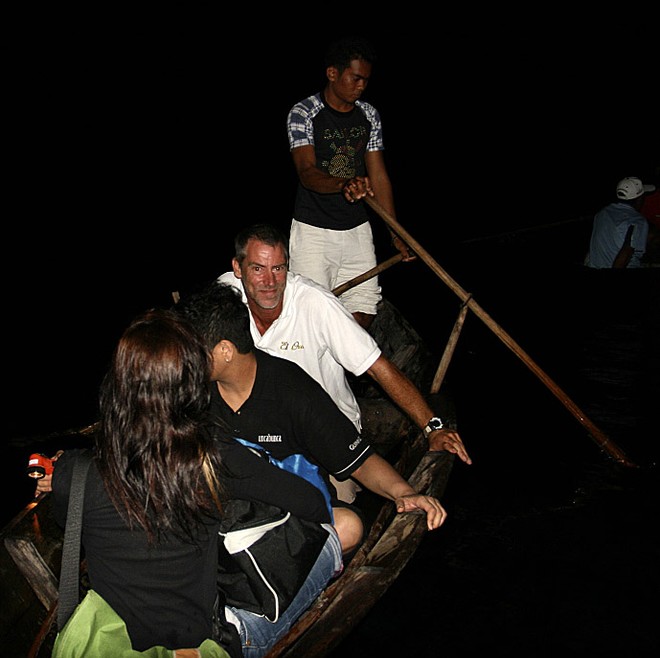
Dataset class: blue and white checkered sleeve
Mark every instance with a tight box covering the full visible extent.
[358,101,384,152]
[287,107,313,149]
[287,99,317,150]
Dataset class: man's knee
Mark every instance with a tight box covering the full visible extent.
[333,507,364,554]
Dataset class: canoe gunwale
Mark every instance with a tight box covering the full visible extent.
[263,443,454,657]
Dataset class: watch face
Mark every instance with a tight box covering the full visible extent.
[428,418,443,431]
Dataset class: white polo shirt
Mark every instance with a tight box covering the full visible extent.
[217,271,381,429]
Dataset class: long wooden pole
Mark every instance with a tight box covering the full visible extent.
[431,299,470,395]
[332,253,404,297]
[365,197,637,468]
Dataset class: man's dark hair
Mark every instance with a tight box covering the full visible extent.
[324,36,377,72]
[234,223,289,265]
[174,280,255,354]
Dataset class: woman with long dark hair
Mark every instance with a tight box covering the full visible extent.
[47,309,341,656]
[51,309,236,653]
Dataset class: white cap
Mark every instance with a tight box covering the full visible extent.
[616,177,656,201]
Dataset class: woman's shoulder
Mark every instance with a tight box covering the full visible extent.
[54,448,94,482]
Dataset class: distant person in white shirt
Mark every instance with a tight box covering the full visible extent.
[586,176,655,269]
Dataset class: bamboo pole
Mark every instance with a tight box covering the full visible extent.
[332,253,404,297]
[365,196,637,468]
[431,298,471,395]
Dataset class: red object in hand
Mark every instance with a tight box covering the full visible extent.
[27,453,54,479]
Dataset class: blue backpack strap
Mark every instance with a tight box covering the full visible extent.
[233,438,333,519]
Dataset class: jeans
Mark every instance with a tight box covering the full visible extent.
[226,524,342,658]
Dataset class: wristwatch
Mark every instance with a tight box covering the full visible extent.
[423,416,444,437]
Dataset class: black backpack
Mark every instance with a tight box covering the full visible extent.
[217,498,330,622]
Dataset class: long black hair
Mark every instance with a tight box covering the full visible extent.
[95,308,225,543]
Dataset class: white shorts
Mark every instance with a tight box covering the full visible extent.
[289,219,382,315]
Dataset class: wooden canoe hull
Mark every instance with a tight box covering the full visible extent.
[264,443,454,657]
[1,483,64,656]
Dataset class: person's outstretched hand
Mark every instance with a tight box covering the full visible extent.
[33,449,63,497]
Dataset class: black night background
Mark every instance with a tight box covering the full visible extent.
[5,11,658,656]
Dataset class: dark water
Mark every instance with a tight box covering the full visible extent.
[5,227,658,656]
[327,239,660,657]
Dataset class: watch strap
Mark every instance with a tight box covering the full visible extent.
[423,417,444,437]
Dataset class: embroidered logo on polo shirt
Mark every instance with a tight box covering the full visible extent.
[279,340,305,351]
[258,434,282,443]
[348,437,362,451]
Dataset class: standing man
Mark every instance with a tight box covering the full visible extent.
[286,35,414,330]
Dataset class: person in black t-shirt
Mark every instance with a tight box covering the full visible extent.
[286,35,415,330]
